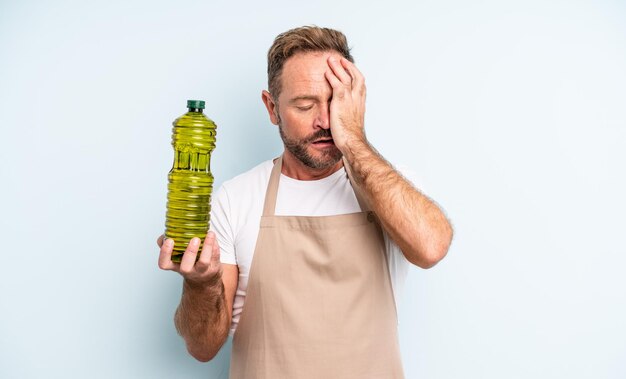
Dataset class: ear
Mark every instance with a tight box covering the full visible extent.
[261,90,280,125]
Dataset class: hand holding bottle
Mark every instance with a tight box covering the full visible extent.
[157,232,223,288]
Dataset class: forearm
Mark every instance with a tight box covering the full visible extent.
[343,139,453,268]
[174,278,230,362]
[324,56,452,267]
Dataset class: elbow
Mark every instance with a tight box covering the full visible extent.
[188,345,219,363]
[408,226,454,269]
[411,249,445,269]
[417,249,446,269]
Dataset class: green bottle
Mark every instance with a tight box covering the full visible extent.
[165,100,217,262]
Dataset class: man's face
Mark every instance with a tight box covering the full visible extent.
[271,51,344,169]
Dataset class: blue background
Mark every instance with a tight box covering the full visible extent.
[1,0,625,377]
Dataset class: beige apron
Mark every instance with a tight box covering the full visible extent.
[230,156,404,379]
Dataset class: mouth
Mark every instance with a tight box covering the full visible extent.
[311,138,334,146]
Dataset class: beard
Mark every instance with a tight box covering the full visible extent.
[278,123,343,169]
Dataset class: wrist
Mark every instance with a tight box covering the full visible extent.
[183,274,223,294]
[340,136,371,163]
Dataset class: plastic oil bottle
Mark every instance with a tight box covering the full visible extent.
[165,100,217,262]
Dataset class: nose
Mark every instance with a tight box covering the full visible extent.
[314,103,330,130]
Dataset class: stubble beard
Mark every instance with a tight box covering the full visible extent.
[278,122,343,170]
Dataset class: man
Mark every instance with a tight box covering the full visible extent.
[158,26,453,378]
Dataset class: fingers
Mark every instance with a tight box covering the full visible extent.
[158,231,222,290]
[158,238,179,271]
[340,58,365,91]
[328,57,352,84]
[179,237,201,274]
[326,57,366,97]
[157,234,164,247]
[325,70,344,93]
[210,234,221,269]
[196,231,218,270]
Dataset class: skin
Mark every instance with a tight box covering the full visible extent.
[158,49,454,362]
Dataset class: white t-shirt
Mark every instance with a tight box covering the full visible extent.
[210,160,412,335]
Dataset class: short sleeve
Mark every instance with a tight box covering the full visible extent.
[210,185,237,265]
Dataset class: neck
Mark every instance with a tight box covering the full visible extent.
[280,150,343,180]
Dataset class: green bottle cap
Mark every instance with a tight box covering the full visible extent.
[187,100,205,109]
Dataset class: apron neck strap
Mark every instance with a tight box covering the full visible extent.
[262,155,370,217]
[262,155,283,217]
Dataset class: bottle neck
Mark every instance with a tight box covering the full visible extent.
[188,108,204,113]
